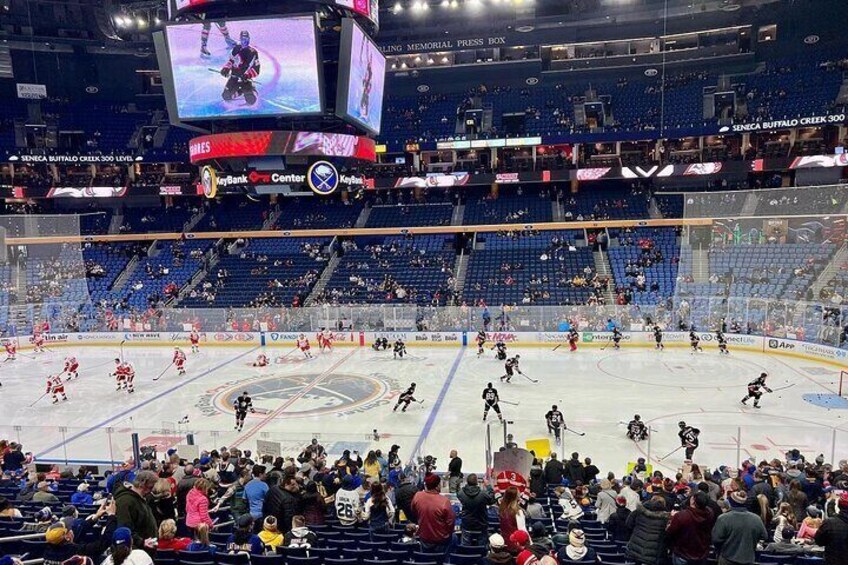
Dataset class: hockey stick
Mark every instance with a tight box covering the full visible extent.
[206,68,263,85]
[770,384,795,392]
[520,372,539,384]
[657,445,684,461]
[29,391,48,407]
[564,426,586,437]
[416,399,425,405]
[599,338,613,351]
[119,340,125,363]
[153,362,174,382]
[552,344,562,352]
[500,400,521,406]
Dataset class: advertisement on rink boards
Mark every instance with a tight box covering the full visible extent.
[364,331,462,346]
[767,337,848,364]
[266,330,359,345]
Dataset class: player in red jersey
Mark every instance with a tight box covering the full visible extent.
[252,353,269,367]
[112,359,136,393]
[63,356,79,380]
[33,333,46,353]
[317,328,333,353]
[173,348,187,376]
[568,328,579,352]
[46,374,67,404]
[3,341,16,361]
[296,334,313,359]
[189,330,200,354]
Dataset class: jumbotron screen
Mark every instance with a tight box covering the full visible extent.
[335,18,386,135]
[164,16,323,120]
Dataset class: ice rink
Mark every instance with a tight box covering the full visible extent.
[2,341,847,475]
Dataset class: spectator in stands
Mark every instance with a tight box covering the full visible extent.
[33,481,60,505]
[499,486,527,552]
[156,519,191,551]
[264,475,302,533]
[258,515,285,550]
[185,478,214,531]
[1,443,25,472]
[103,527,154,565]
[115,470,158,550]
[457,473,495,546]
[484,533,512,564]
[244,464,269,520]
[814,492,848,565]
[607,496,632,543]
[447,450,463,493]
[712,490,767,565]
[175,464,198,516]
[412,473,456,553]
[0,497,21,519]
[622,479,643,511]
[71,483,94,507]
[284,515,317,548]
[42,500,117,563]
[226,514,264,555]
[626,495,671,565]
[666,491,716,565]
[557,527,597,564]
[763,528,811,556]
[148,479,176,525]
[300,481,326,526]
[186,523,216,554]
[544,453,564,485]
[362,482,395,535]
[565,453,585,484]
[595,479,618,524]
[395,472,418,522]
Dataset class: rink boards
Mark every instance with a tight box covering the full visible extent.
[4,330,847,369]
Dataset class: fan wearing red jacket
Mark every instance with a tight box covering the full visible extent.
[46,374,67,404]
[64,356,80,380]
[173,348,187,376]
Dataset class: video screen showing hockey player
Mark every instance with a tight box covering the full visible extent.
[338,19,385,134]
[165,16,323,119]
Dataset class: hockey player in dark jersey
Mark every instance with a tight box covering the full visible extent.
[482,383,503,422]
[689,329,703,353]
[233,391,255,431]
[500,355,522,383]
[678,421,700,460]
[372,337,389,350]
[359,41,373,119]
[476,331,487,357]
[220,30,260,105]
[393,339,407,359]
[653,325,664,350]
[741,372,772,408]
[393,383,416,412]
[545,404,565,443]
[568,328,579,352]
[716,330,730,355]
[612,327,623,350]
[494,340,507,361]
[627,414,649,441]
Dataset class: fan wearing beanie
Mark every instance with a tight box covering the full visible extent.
[557,527,598,563]
[712,490,768,565]
[484,533,514,564]
[814,492,848,565]
[101,527,153,565]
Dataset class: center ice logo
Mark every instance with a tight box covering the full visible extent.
[207,372,399,418]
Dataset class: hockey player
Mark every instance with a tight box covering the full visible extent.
[493,340,507,361]
[678,421,700,460]
[233,391,255,431]
[689,329,703,353]
[653,325,664,351]
[568,328,579,352]
[296,334,313,359]
[112,359,135,393]
[318,329,333,353]
[46,373,67,404]
[482,383,503,422]
[475,331,487,357]
[393,383,417,412]
[253,353,269,367]
[627,414,649,441]
[189,330,201,354]
[546,404,565,443]
[173,348,187,377]
[612,327,623,350]
[3,341,16,361]
[63,355,79,380]
[220,31,260,105]
[500,354,522,383]
[716,330,729,355]
[371,337,389,351]
[200,20,236,58]
[393,339,407,359]
[741,372,772,408]
[33,333,46,353]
